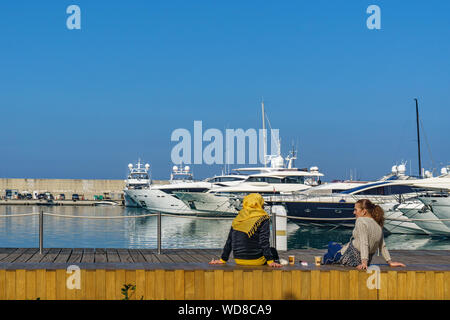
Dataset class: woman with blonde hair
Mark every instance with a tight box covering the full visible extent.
[323,199,405,270]
[209,193,282,267]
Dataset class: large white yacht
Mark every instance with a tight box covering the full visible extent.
[173,153,325,217]
[123,160,151,207]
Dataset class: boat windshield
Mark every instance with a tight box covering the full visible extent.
[129,173,149,180]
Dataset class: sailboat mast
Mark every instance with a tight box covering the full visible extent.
[415,98,422,177]
[262,100,267,168]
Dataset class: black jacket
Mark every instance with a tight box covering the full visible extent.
[221,219,273,262]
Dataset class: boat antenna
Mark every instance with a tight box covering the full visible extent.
[414,98,422,177]
[262,99,267,168]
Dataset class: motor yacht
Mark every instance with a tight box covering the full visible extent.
[123,160,151,207]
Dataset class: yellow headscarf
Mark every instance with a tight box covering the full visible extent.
[232,193,270,237]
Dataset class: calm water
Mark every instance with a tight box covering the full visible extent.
[1,206,450,250]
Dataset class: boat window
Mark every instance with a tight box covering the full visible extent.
[130,173,149,180]
[355,186,385,195]
[246,177,282,183]
[283,176,305,184]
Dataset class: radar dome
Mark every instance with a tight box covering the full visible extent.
[391,166,398,174]
[172,166,178,171]
[128,163,133,169]
[184,166,190,172]
[424,170,432,178]
[310,166,319,172]
[145,164,150,169]
[397,164,406,175]
[441,167,449,175]
[270,156,284,168]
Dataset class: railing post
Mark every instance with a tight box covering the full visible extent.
[39,208,44,254]
[271,206,277,249]
[157,211,162,254]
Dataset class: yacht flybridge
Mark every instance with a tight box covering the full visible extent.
[123,159,151,207]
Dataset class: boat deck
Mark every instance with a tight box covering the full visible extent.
[1,248,449,271]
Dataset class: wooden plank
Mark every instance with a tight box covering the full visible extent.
[175,270,185,300]
[36,270,46,300]
[115,269,125,300]
[320,271,330,300]
[27,249,49,263]
[272,270,282,300]
[14,248,39,263]
[194,270,205,300]
[94,248,107,263]
[16,270,26,300]
[204,271,215,300]
[243,271,253,300]
[105,270,116,300]
[40,248,62,263]
[46,270,56,300]
[165,270,175,300]
[67,248,83,264]
[85,270,96,300]
[0,248,16,262]
[387,271,397,300]
[379,272,388,300]
[330,270,340,300]
[125,270,137,300]
[53,248,72,263]
[445,272,450,300]
[81,248,94,263]
[139,249,160,263]
[96,269,106,300]
[184,271,195,300]
[145,270,156,300]
[415,272,426,300]
[105,249,120,263]
[155,270,165,300]
[397,272,407,300]
[282,271,293,300]
[136,270,146,300]
[406,271,416,300]
[233,270,244,300]
[25,270,37,300]
[2,248,27,263]
[6,270,15,300]
[310,270,320,300]
[425,271,435,300]
[0,270,5,300]
[349,270,359,300]
[129,250,147,263]
[262,271,273,300]
[435,272,444,300]
[252,270,263,300]
[300,270,311,300]
[291,270,301,300]
[223,271,234,300]
[56,269,66,300]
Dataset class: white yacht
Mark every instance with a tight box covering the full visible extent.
[266,163,428,230]
[124,165,212,215]
[396,199,450,236]
[173,153,324,217]
[123,160,151,207]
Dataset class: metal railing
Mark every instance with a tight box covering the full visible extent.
[1,208,450,255]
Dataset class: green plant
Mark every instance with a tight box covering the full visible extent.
[121,284,136,300]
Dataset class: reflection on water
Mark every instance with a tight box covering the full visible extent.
[0,206,449,250]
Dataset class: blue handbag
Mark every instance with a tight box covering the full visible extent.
[323,241,343,264]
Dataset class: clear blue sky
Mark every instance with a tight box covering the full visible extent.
[0,1,449,181]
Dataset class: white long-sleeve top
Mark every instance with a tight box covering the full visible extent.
[340,217,391,262]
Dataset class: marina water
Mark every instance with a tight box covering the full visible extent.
[1,206,449,250]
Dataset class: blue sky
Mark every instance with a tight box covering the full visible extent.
[0,1,449,181]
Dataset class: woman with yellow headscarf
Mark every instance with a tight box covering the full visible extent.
[209,193,282,267]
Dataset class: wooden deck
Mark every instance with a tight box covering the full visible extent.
[1,248,449,300]
[0,248,449,271]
